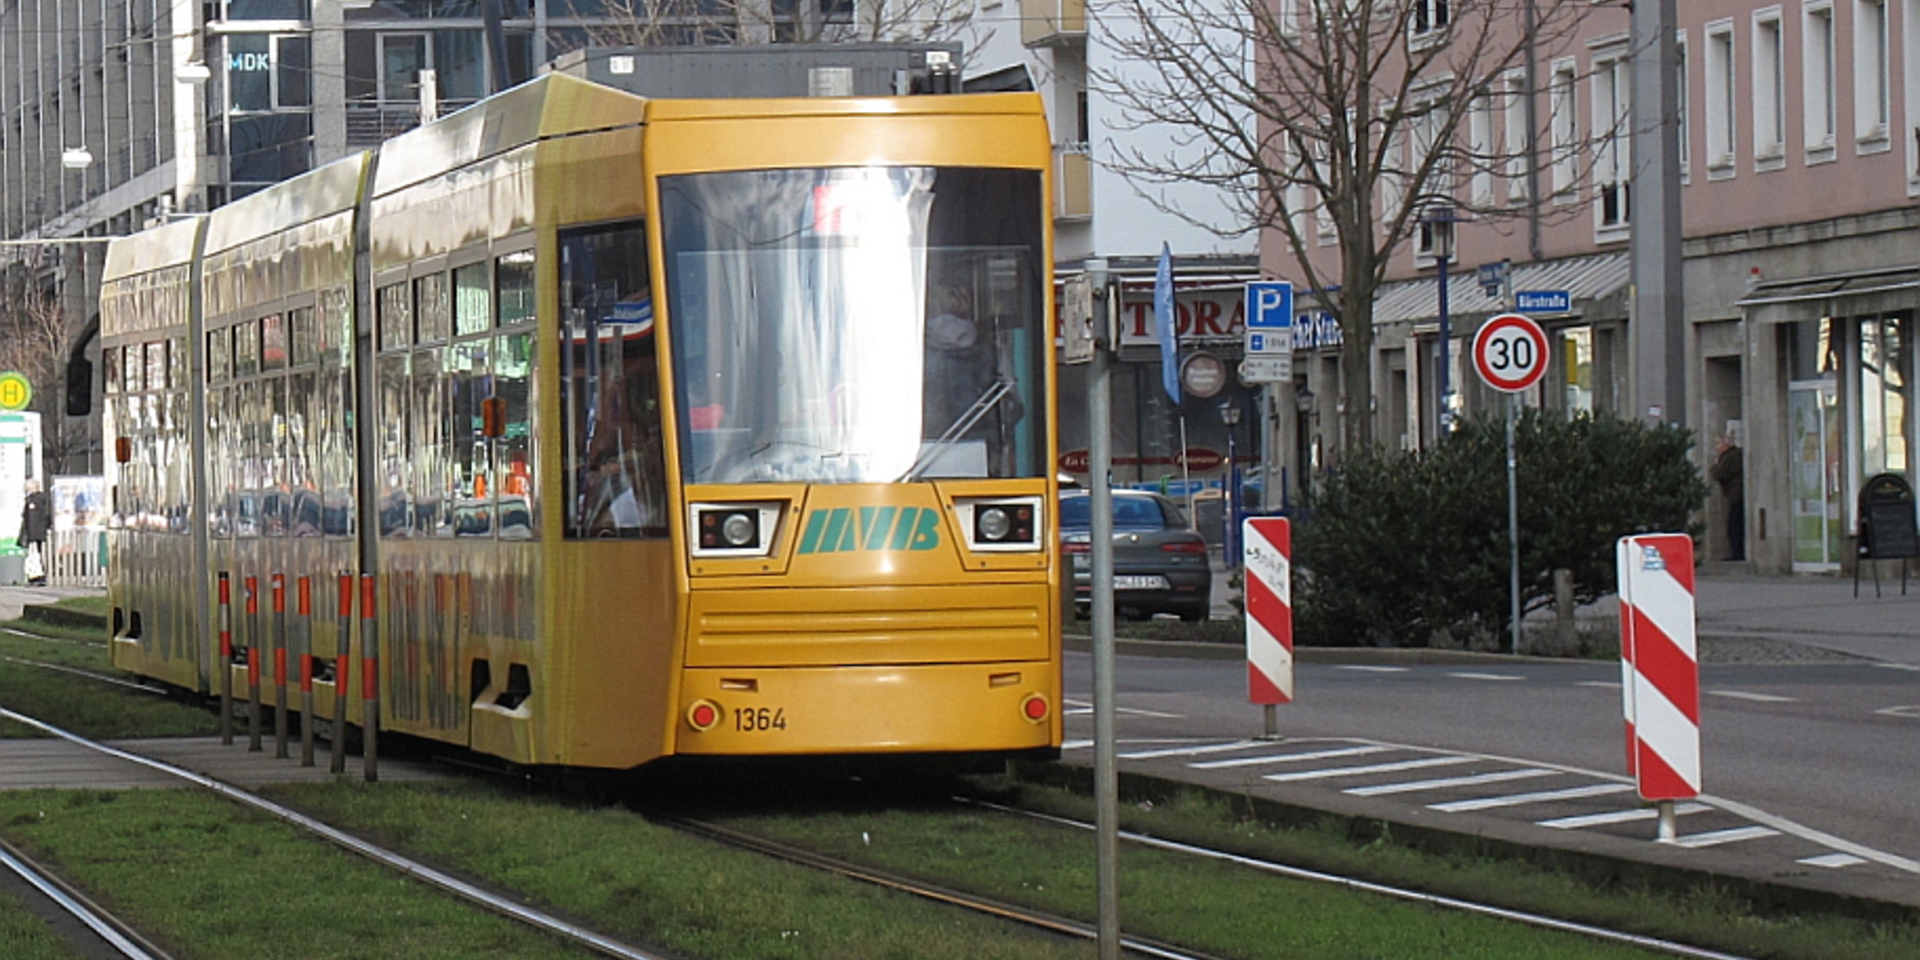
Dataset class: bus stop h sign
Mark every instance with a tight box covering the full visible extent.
[1471,313,1548,393]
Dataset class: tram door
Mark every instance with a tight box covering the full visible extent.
[1788,381,1841,570]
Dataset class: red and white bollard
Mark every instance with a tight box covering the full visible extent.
[1242,517,1294,739]
[1616,533,1701,842]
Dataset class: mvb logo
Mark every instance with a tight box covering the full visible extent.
[797,506,942,554]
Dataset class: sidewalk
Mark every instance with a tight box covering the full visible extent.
[0,583,102,623]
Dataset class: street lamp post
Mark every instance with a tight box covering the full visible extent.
[1423,205,1458,438]
[1219,398,1242,567]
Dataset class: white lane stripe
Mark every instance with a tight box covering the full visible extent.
[1344,767,1557,798]
[1448,672,1526,682]
[1264,755,1476,784]
[1063,739,1094,750]
[1798,853,1869,868]
[1577,680,1623,689]
[1430,782,1636,813]
[1335,665,1410,674]
[1191,745,1391,770]
[1694,794,1920,875]
[1672,826,1781,848]
[1059,699,1183,719]
[1875,663,1920,672]
[1706,689,1796,703]
[1120,740,1263,760]
[1538,803,1711,829]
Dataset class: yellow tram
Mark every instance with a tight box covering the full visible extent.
[98,74,1062,769]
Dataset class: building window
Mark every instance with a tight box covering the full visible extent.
[1752,9,1785,165]
[1469,93,1494,206]
[1549,60,1578,196]
[1410,0,1449,43]
[1704,20,1736,174]
[1591,48,1630,230]
[1503,71,1529,205]
[1906,0,1920,187]
[1676,32,1691,177]
[1804,2,1836,157]
[1855,0,1891,147]
[1860,314,1910,479]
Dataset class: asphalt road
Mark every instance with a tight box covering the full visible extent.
[1062,648,1920,905]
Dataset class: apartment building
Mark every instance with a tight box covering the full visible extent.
[1273,0,1920,574]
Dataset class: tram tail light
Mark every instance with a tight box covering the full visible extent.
[689,501,784,558]
[686,699,723,732]
[957,496,1043,553]
[1020,693,1049,723]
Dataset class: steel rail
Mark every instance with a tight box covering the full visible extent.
[0,835,176,960]
[961,797,1763,960]
[0,654,170,694]
[656,813,1227,960]
[0,708,675,960]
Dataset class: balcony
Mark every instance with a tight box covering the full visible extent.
[1020,0,1086,47]
[1055,144,1090,220]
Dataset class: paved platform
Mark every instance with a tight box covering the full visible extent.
[0,736,448,792]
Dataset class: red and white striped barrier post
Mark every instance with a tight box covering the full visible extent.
[272,573,290,760]
[1242,517,1294,739]
[332,572,352,775]
[1617,533,1701,842]
[360,574,380,783]
[298,575,316,767]
[245,575,262,752]
[217,572,233,746]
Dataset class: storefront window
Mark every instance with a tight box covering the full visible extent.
[1859,314,1910,478]
[1561,326,1593,414]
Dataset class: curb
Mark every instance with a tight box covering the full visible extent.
[1012,760,1920,923]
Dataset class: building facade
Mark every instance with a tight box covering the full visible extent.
[1271,0,1919,575]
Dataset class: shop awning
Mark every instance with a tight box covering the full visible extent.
[1737,265,1920,323]
[1364,252,1631,328]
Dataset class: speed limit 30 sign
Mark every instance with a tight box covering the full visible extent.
[1472,313,1549,393]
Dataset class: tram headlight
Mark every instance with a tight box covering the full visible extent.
[689,501,783,559]
[959,497,1042,552]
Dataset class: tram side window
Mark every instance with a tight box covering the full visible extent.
[495,331,535,539]
[558,221,666,540]
[448,338,493,537]
[378,354,412,537]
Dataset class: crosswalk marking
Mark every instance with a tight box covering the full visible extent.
[1672,825,1781,848]
[1190,744,1391,770]
[1538,803,1711,829]
[1264,755,1476,784]
[1798,852,1869,868]
[1344,767,1557,798]
[1429,782,1635,813]
[1060,700,1184,719]
[1120,740,1264,760]
[1706,689,1796,703]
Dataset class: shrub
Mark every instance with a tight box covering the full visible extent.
[1294,409,1707,648]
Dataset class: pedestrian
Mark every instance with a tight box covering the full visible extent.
[1711,432,1745,561]
[17,479,50,586]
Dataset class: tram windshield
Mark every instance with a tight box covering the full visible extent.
[661,166,1047,484]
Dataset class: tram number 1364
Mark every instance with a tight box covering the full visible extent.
[735,707,789,732]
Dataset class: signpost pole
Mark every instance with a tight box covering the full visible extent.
[1087,261,1120,960]
[1471,313,1548,657]
[1507,394,1522,655]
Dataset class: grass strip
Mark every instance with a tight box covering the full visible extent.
[933,776,1920,960]
[5,784,1093,960]
[0,789,599,960]
[0,630,217,740]
[0,887,88,960]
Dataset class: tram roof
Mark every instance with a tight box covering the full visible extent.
[200,153,369,258]
[101,215,204,285]
[639,91,1047,124]
[371,72,650,199]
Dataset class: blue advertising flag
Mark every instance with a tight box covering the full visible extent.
[1155,243,1180,403]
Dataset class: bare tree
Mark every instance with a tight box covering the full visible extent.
[0,257,88,471]
[1095,0,1609,450]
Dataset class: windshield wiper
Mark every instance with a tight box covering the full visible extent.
[901,378,1014,482]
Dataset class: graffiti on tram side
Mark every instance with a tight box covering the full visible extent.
[797,506,941,554]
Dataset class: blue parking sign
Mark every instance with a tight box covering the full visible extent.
[1245,282,1293,330]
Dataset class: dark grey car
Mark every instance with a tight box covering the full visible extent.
[1060,489,1213,622]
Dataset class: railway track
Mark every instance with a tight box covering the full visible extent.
[0,834,176,960]
[0,649,1768,960]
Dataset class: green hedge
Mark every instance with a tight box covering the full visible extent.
[1295,409,1707,648]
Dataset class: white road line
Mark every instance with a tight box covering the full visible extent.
[1538,803,1711,829]
[1705,690,1796,703]
[1190,744,1391,770]
[1798,852,1869,868]
[1448,672,1526,682]
[1876,663,1920,672]
[1671,825,1781,848]
[1059,699,1184,719]
[1120,740,1264,760]
[1576,680,1623,689]
[1063,739,1093,750]
[1345,767,1558,798]
[1876,705,1920,719]
[1264,755,1476,784]
[1335,665,1410,673]
[1430,782,1636,813]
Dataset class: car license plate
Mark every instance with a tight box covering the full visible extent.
[1113,575,1170,590]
